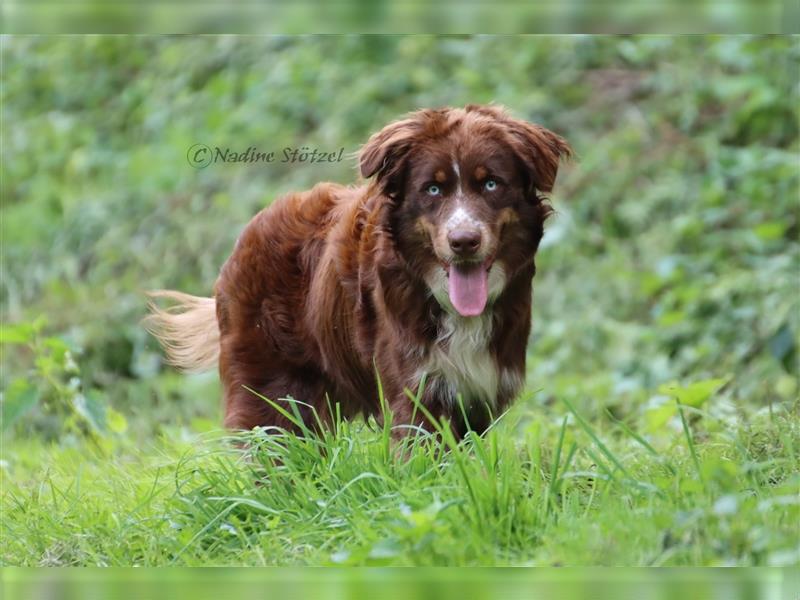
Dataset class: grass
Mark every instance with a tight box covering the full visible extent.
[2,393,797,566]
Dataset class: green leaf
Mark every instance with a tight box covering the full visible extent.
[106,407,128,434]
[0,323,35,345]
[657,310,686,327]
[768,323,797,372]
[1,379,40,430]
[753,221,786,241]
[190,417,217,433]
[42,337,71,367]
[0,317,47,344]
[645,401,676,433]
[657,378,728,408]
[72,391,108,434]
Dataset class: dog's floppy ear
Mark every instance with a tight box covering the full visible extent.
[359,117,421,194]
[504,120,571,194]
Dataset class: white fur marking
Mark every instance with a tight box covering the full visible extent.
[452,161,462,195]
[415,312,499,409]
[487,264,506,300]
[446,206,481,231]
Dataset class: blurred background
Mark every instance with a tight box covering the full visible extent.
[3,1,797,33]
[2,35,798,444]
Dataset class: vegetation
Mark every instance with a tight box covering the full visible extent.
[1,35,798,566]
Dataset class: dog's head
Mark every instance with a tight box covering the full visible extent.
[360,105,571,317]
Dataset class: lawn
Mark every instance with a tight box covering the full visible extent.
[1,35,798,566]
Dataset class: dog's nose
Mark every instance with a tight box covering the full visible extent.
[448,229,482,256]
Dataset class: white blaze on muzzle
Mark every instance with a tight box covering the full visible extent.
[444,203,491,318]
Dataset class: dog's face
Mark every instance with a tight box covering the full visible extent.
[360,105,570,317]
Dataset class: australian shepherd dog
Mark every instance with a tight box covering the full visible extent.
[145,104,570,439]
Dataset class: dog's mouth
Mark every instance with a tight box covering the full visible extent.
[442,257,494,317]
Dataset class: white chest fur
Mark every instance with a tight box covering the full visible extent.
[418,312,500,408]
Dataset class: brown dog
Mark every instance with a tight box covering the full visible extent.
[145,105,570,438]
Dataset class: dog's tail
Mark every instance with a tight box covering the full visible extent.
[143,290,220,373]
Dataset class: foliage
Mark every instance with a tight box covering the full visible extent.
[1,317,127,439]
[1,35,798,566]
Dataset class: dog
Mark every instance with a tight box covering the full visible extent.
[145,104,570,439]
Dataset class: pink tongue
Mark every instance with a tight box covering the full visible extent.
[448,263,489,317]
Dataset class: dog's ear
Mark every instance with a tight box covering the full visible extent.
[359,117,420,194]
[504,120,571,194]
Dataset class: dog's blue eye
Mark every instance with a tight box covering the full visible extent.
[426,184,442,196]
[484,179,498,191]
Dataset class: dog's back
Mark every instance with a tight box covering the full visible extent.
[146,182,365,429]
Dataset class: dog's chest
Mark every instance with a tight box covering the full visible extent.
[419,313,500,407]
